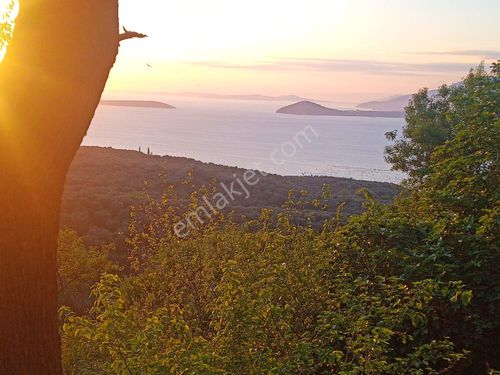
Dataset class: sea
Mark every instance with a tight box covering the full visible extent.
[83,97,406,183]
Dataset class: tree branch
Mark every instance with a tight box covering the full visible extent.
[118,30,147,42]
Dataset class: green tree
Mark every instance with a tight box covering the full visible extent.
[385,61,499,186]
[334,63,499,372]
[385,84,454,183]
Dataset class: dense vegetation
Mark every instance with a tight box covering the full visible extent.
[59,63,498,374]
[61,147,399,247]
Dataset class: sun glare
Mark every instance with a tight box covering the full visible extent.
[0,0,19,63]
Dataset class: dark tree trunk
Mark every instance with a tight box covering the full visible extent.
[0,1,121,373]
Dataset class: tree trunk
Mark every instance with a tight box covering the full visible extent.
[0,1,120,373]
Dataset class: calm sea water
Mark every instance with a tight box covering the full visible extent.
[83,98,406,183]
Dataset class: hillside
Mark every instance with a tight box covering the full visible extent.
[61,147,400,246]
[277,101,404,118]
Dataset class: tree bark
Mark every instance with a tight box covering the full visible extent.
[0,1,121,373]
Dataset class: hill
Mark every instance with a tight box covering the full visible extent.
[61,147,400,247]
[277,101,404,118]
[357,83,462,111]
[99,100,175,109]
[157,92,310,102]
[356,95,415,112]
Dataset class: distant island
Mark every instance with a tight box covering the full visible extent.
[157,92,313,102]
[357,82,462,111]
[277,101,404,118]
[99,100,175,109]
[356,95,415,112]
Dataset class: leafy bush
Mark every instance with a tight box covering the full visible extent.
[61,193,468,374]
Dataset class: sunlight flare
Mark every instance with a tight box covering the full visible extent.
[0,0,18,63]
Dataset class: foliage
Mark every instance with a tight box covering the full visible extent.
[61,274,217,375]
[61,191,467,374]
[315,274,467,374]
[58,229,119,312]
[59,64,498,373]
[61,147,399,247]
[335,63,499,372]
[385,61,499,186]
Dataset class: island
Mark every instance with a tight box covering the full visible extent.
[156,92,312,102]
[357,83,462,111]
[99,100,175,109]
[356,95,413,112]
[276,101,404,118]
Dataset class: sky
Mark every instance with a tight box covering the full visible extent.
[3,0,500,103]
[109,0,500,102]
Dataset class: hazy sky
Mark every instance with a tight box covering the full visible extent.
[108,0,500,101]
[26,0,500,102]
